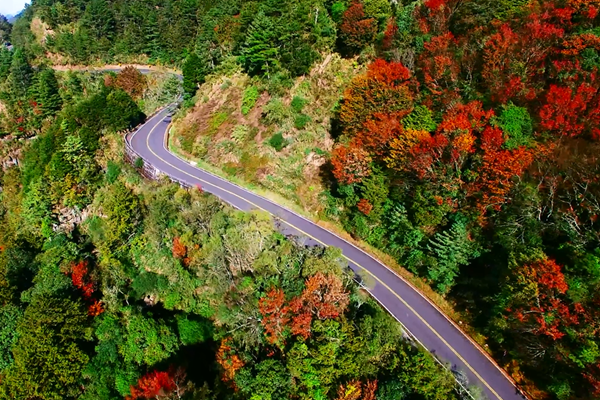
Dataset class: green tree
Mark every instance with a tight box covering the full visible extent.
[427,217,481,293]
[240,11,280,77]
[0,297,91,400]
[492,103,533,149]
[0,304,22,371]
[182,53,205,99]
[8,49,32,98]
[82,0,115,40]
[0,15,11,43]
[34,69,63,117]
[95,182,141,250]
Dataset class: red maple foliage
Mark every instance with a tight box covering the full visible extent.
[366,59,411,87]
[70,261,104,316]
[172,237,187,259]
[475,146,535,212]
[539,83,600,139]
[382,18,398,50]
[419,32,460,96]
[358,113,405,156]
[339,59,413,137]
[290,311,312,339]
[507,259,578,340]
[126,367,179,400]
[71,261,95,300]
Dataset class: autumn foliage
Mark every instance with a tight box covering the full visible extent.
[69,261,104,316]
[216,338,245,383]
[334,379,377,400]
[126,367,181,400]
[115,66,147,100]
[339,2,377,54]
[258,273,350,343]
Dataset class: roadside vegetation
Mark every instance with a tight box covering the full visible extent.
[1,0,600,399]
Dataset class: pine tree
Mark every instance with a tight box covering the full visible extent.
[0,47,12,81]
[427,218,480,293]
[82,0,116,40]
[34,69,63,117]
[0,14,11,43]
[182,53,205,99]
[240,12,280,77]
[8,49,33,98]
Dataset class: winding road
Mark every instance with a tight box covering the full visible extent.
[127,106,527,400]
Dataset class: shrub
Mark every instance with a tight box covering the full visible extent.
[268,132,286,151]
[263,98,291,125]
[291,96,307,113]
[231,124,250,144]
[294,114,311,129]
[106,161,121,183]
[241,85,259,115]
[134,157,144,168]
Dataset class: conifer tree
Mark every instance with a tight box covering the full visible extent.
[34,69,63,117]
[240,11,280,77]
[182,53,205,100]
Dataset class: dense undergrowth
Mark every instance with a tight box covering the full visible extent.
[2,0,600,399]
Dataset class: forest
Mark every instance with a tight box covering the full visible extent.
[1,0,600,399]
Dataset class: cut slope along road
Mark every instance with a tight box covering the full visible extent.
[127,106,527,400]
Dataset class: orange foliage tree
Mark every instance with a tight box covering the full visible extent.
[216,338,245,384]
[334,379,377,400]
[116,66,148,100]
[331,143,372,184]
[258,287,290,346]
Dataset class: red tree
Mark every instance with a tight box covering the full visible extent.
[126,368,178,400]
[69,261,104,316]
[539,83,600,139]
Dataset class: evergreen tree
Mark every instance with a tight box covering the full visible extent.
[0,47,12,81]
[34,69,63,117]
[182,53,205,99]
[427,218,481,293]
[82,0,115,40]
[239,11,280,77]
[0,297,91,400]
[8,49,33,98]
[143,11,161,59]
[0,14,11,43]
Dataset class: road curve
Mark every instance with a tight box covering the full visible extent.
[127,107,527,400]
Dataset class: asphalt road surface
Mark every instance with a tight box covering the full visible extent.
[128,107,528,400]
